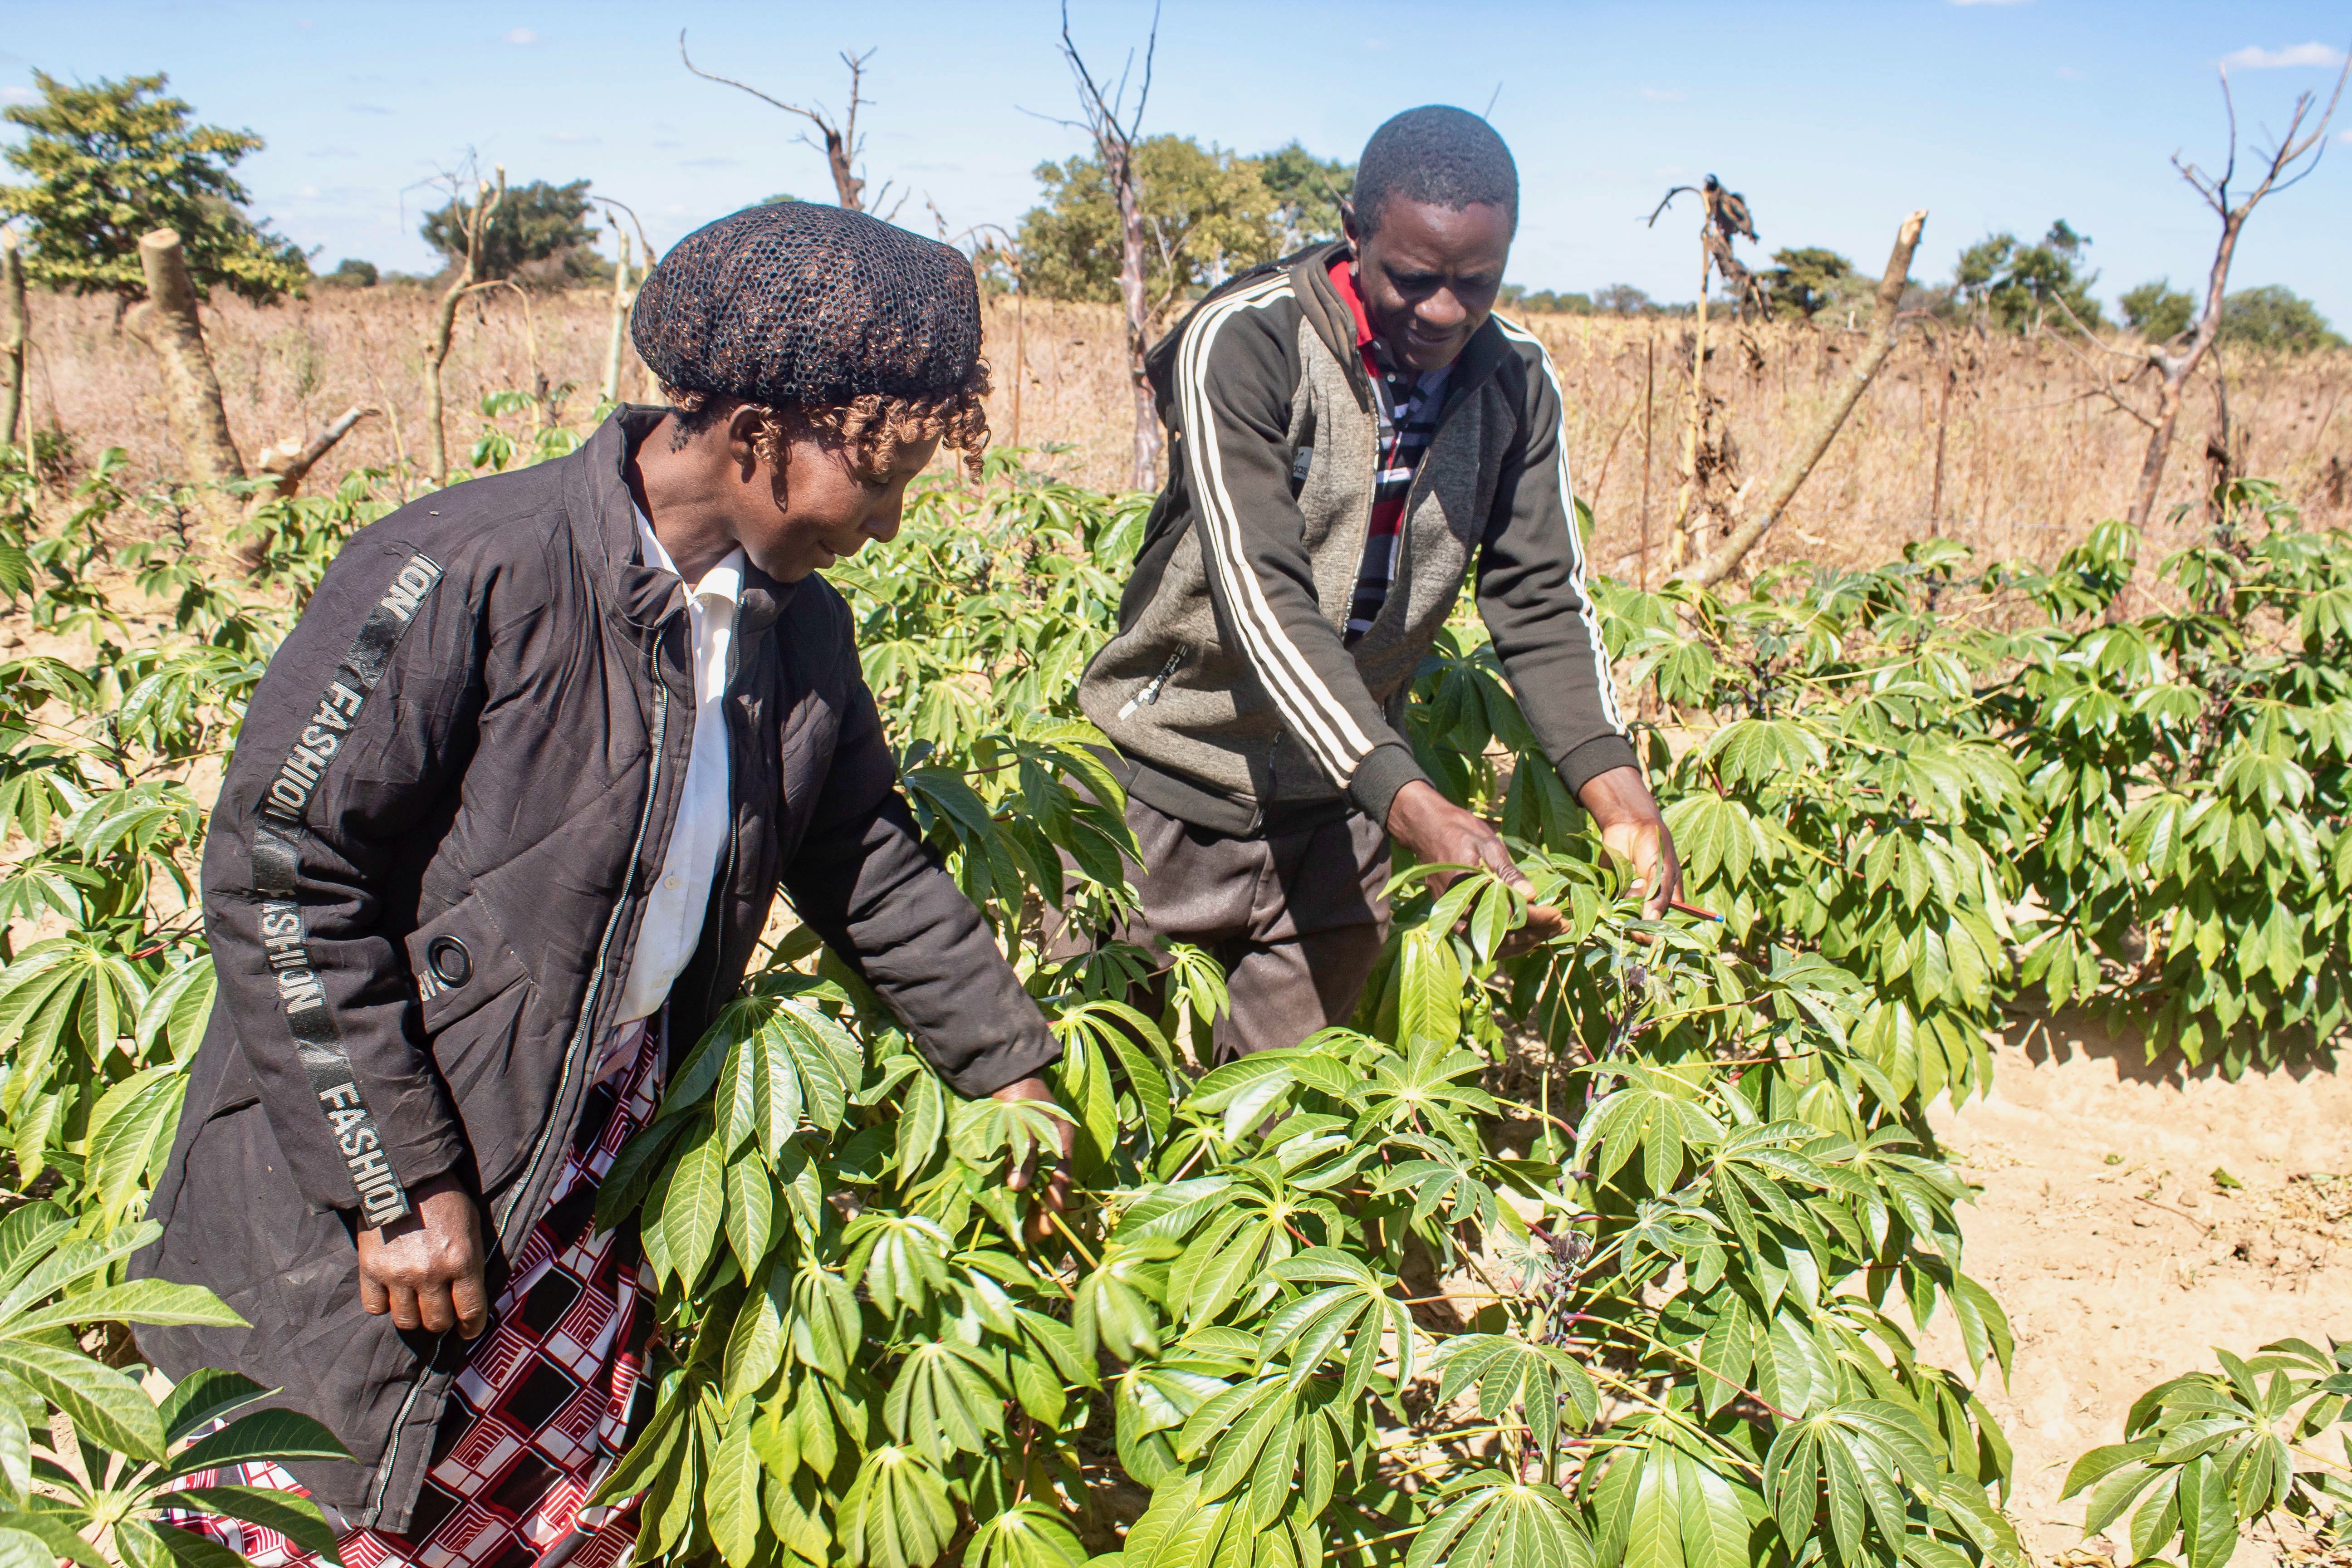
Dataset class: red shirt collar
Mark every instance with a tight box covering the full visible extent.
[1328,256,1378,352]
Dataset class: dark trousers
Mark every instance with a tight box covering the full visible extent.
[1103,797,1392,1062]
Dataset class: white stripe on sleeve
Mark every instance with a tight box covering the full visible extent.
[1178,275,1380,783]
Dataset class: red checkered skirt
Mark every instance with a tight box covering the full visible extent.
[163,1023,665,1568]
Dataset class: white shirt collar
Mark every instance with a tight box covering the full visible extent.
[635,507,745,607]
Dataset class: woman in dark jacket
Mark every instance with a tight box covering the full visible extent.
[143,202,1071,1565]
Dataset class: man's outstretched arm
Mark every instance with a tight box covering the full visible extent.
[1472,327,1680,915]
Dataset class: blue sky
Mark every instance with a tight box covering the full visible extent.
[4,0,2348,323]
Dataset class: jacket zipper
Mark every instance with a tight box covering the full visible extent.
[701,639,749,1025]
[365,682,672,1524]
[1118,649,1186,719]
[497,680,671,1239]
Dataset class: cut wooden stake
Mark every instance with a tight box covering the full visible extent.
[0,230,24,450]
[1687,209,1927,589]
[600,227,634,407]
[132,228,245,487]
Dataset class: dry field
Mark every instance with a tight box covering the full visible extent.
[17,284,2352,583]
[1921,1024,2352,1568]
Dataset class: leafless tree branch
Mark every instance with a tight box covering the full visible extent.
[1058,0,1164,490]
[2126,48,2346,527]
[679,32,880,211]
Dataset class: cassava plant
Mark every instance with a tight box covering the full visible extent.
[2062,1338,2352,1568]
[2002,480,2352,1071]
[585,471,2026,1568]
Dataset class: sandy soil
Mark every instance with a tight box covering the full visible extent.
[1920,1016,2352,1568]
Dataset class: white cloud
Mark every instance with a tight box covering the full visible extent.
[2340,128,2352,144]
[545,131,598,145]
[2055,65,2084,80]
[2220,42,2346,69]
[1642,87,1686,102]
[1362,38,1390,51]
[0,86,33,104]
[504,27,539,45]
[297,186,320,199]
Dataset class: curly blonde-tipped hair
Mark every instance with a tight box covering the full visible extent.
[662,359,992,483]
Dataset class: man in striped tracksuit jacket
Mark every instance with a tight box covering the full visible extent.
[1075,106,1682,1059]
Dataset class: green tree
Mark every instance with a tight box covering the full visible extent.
[2219,284,2344,353]
[1254,140,1352,252]
[1594,282,1656,315]
[421,176,604,288]
[2118,278,2195,343]
[1764,245,1853,319]
[1499,284,1593,315]
[1019,135,1276,312]
[1954,220,2103,333]
[0,70,309,305]
[321,257,378,289]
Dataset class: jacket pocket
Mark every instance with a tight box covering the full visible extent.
[405,896,528,1036]
[406,896,546,1194]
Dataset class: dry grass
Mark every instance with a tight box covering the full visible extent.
[18,284,2352,580]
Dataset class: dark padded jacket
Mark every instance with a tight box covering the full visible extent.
[1077,241,1634,837]
[131,408,1058,1532]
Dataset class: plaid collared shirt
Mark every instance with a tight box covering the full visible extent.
[1328,259,1449,645]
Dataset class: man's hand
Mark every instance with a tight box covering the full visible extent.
[1387,779,1534,895]
[991,1075,1076,1243]
[1578,765,1682,919]
[357,1174,490,1338]
[1387,779,1569,946]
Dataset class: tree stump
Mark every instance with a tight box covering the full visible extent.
[131,228,245,489]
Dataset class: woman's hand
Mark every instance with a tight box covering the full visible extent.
[356,1174,490,1338]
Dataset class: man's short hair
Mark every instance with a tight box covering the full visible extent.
[1352,106,1519,238]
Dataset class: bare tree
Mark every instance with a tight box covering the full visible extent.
[421,164,506,486]
[679,33,900,216]
[1690,211,1928,587]
[2110,59,2347,529]
[1053,0,1161,490]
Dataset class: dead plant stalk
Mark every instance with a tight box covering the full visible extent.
[1055,0,1163,491]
